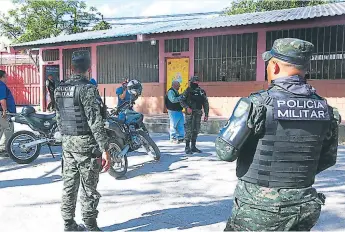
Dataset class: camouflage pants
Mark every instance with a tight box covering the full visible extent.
[224,197,323,231]
[61,151,102,221]
[185,109,202,141]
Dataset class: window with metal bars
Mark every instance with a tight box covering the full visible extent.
[194,33,257,82]
[97,41,159,84]
[164,38,189,53]
[62,47,91,80]
[42,49,59,61]
[266,25,345,80]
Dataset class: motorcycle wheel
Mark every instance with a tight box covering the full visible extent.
[6,130,41,164]
[107,140,128,179]
[138,130,161,161]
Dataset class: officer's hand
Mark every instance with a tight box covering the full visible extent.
[186,108,192,114]
[102,151,111,172]
[204,116,208,122]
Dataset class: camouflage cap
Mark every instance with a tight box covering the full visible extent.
[189,76,199,82]
[262,38,314,66]
[71,50,91,65]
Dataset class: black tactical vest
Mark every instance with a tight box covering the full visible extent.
[55,78,92,136]
[165,88,183,111]
[238,89,331,189]
[189,88,205,110]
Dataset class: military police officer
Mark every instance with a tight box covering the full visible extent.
[216,38,340,231]
[55,50,111,231]
[180,76,209,154]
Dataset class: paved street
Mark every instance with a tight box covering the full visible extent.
[0,125,344,231]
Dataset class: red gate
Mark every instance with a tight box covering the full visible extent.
[0,64,40,105]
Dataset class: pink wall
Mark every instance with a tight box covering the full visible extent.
[34,15,345,114]
[91,44,97,79]
[256,30,266,81]
[38,15,345,83]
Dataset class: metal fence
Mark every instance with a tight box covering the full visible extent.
[194,33,258,82]
[267,25,345,80]
[0,54,40,105]
[97,41,159,84]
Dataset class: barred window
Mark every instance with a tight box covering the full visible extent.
[42,49,59,61]
[164,38,189,53]
[267,25,345,80]
[194,33,257,82]
[97,41,159,84]
[62,47,91,79]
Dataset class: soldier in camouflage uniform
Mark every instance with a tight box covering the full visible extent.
[215,38,340,231]
[180,76,209,154]
[55,50,111,231]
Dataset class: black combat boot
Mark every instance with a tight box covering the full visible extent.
[191,139,202,153]
[84,218,101,231]
[185,140,192,154]
[64,219,86,231]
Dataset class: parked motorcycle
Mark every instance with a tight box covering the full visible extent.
[6,106,61,164]
[104,98,161,179]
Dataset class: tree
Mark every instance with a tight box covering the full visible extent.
[66,0,99,34]
[92,14,112,31]
[224,0,339,15]
[0,0,105,43]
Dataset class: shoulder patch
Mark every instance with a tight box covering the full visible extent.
[273,98,330,121]
[249,90,268,105]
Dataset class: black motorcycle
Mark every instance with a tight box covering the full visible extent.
[6,106,61,164]
[104,99,161,179]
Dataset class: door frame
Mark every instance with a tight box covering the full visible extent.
[42,64,60,111]
[164,56,190,113]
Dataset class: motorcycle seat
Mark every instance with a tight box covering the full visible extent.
[31,113,56,120]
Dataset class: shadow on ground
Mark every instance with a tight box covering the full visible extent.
[102,199,232,231]
[0,146,61,174]
[0,165,62,189]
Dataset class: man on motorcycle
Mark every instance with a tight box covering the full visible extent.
[55,50,111,231]
[116,78,131,107]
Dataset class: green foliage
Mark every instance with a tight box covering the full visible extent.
[92,20,111,31]
[0,0,109,43]
[225,0,339,15]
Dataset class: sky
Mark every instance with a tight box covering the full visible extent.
[0,0,231,45]
[85,0,231,18]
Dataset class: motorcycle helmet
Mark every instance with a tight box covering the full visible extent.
[22,106,36,115]
[127,79,142,96]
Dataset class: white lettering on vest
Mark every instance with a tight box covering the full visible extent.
[277,109,289,118]
[277,100,286,107]
[287,100,296,107]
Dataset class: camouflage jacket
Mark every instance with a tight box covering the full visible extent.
[180,86,209,117]
[233,83,339,206]
[55,74,109,153]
